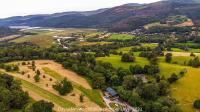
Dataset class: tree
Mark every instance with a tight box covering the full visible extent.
[13,65,19,71]
[92,73,106,89]
[194,100,200,109]
[158,80,170,96]
[121,53,135,62]
[80,94,84,102]
[138,83,159,100]
[165,53,172,63]
[29,100,54,112]
[32,61,35,67]
[129,65,143,74]
[144,65,160,75]
[123,75,138,90]
[190,52,196,57]
[128,91,143,107]
[168,73,179,84]
[36,70,41,75]
[22,62,26,65]
[53,78,73,95]
[116,68,131,81]
[34,74,40,82]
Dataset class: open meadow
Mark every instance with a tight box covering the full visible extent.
[96,54,149,69]
[10,28,97,48]
[1,60,105,111]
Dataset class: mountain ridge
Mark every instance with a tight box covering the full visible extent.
[1,1,200,32]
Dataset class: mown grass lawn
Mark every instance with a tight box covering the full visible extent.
[107,34,135,41]
[96,55,149,69]
[42,67,106,107]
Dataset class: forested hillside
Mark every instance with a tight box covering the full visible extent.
[0,0,200,32]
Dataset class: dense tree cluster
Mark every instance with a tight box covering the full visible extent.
[53,78,73,95]
[25,100,54,112]
[0,73,29,111]
[129,65,160,75]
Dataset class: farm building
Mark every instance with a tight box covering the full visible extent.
[105,87,118,97]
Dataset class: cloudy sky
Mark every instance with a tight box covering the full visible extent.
[0,0,160,18]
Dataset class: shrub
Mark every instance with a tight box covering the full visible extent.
[168,73,179,84]
[34,74,40,82]
[121,53,135,62]
[80,94,84,102]
[194,100,200,109]
[165,53,172,63]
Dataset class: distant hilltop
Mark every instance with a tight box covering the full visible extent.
[0,0,200,32]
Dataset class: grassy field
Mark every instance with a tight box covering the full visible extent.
[11,30,55,48]
[79,41,112,46]
[141,43,158,48]
[175,42,200,47]
[117,47,133,53]
[11,28,97,48]
[107,34,135,41]
[144,22,168,29]
[43,67,64,81]
[158,55,200,112]
[171,48,200,53]
[158,56,194,66]
[42,67,105,107]
[76,86,105,107]
[159,62,187,78]
[117,43,158,53]
[21,78,76,108]
[96,55,149,69]
[171,67,200,112]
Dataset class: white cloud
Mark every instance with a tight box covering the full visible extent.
[0,0,160,18]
